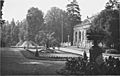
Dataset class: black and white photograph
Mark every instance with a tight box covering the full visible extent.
[0,0,120,75]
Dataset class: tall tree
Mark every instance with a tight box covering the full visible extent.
[1,21,10,46]
[2,19,20,46]
[0,0,5,47]
[87,0,120,51]
[66,0,81,45]
[18,20,28,41]
[26,7,44,42]
[45,7,70,42]
[10,19,17,45]
[105,0,120,50]
[1,20,16,46]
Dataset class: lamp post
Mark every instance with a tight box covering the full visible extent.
[26,14,29,49]
[61,14,63,45]
[26,13,32,48]
[68,35,70,42]
[68,35,70,46]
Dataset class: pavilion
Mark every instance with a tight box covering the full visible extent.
[73,16,96,49]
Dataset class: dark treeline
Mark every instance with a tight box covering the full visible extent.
[87,0,120,51]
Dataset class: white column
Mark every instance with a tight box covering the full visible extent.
[84,30,86,41]
[77,30,80,47]
[78,31,81,46]
[81,30,84,42]
[80,30,82,47]
[84,30,86,48]
[80,30,82,42]
[82,30,84,48]
[73,31,75,45]
[77,31,79,43]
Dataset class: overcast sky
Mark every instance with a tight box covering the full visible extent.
[3,0,109,22]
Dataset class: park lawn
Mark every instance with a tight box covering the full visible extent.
[1,61,65,75]
[1,48,65,75]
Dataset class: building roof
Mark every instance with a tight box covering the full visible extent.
[74,15,97,28]
[74,19,90,28]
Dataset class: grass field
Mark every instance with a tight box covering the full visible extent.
[1,48,66,75]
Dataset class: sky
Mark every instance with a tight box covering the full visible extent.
[2,0,109,22]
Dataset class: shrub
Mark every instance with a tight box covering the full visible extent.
[58,56,120,75]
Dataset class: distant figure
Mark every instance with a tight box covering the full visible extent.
[24,46,26,49]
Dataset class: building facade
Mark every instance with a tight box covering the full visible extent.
[73,17,94,49]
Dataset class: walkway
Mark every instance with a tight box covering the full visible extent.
[59,47,90,57]
[57,46,120,59]
[27,46,90,57]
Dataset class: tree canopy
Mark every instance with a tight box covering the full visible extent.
[87,0,120,51]
[66,0,81,45]
[45,7,71,42]
[26,7,44,42]
[35,30,58,49]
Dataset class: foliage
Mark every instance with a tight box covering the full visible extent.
[87,0,119,51]
[58,57,88,75]
[66,0,81,45]
[35,30,59,49]
[10,19,19,45]
[26,7,44,42]
[18,20,27,41]
[1,7,67,47]
[1,19,30,47]
[0,0,4,19]
[105,0,119,9]
[105,56,120,74]
[67,0,81,24]
[1,19,20,46]
[58,56,120,75]
[45,7,71,42]
[1,4,81,47]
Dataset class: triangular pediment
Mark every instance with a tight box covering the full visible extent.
[74,19,90,28]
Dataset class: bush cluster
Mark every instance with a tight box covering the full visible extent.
[58,55,120,75]
[104,56,120,75]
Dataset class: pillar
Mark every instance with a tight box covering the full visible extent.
[73,31,76,45]
[84,30,86,48]
[80,30,82,47]
[77,31,79,43]
[81,30,83,42]
[77,30,79,47]
[81,30,84,47]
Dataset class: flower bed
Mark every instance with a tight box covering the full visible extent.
[23,49,82,61]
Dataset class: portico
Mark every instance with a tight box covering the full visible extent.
[73,18,93,48]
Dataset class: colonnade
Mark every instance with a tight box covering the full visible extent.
[73,29,91,48]
[73,30,86,44]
